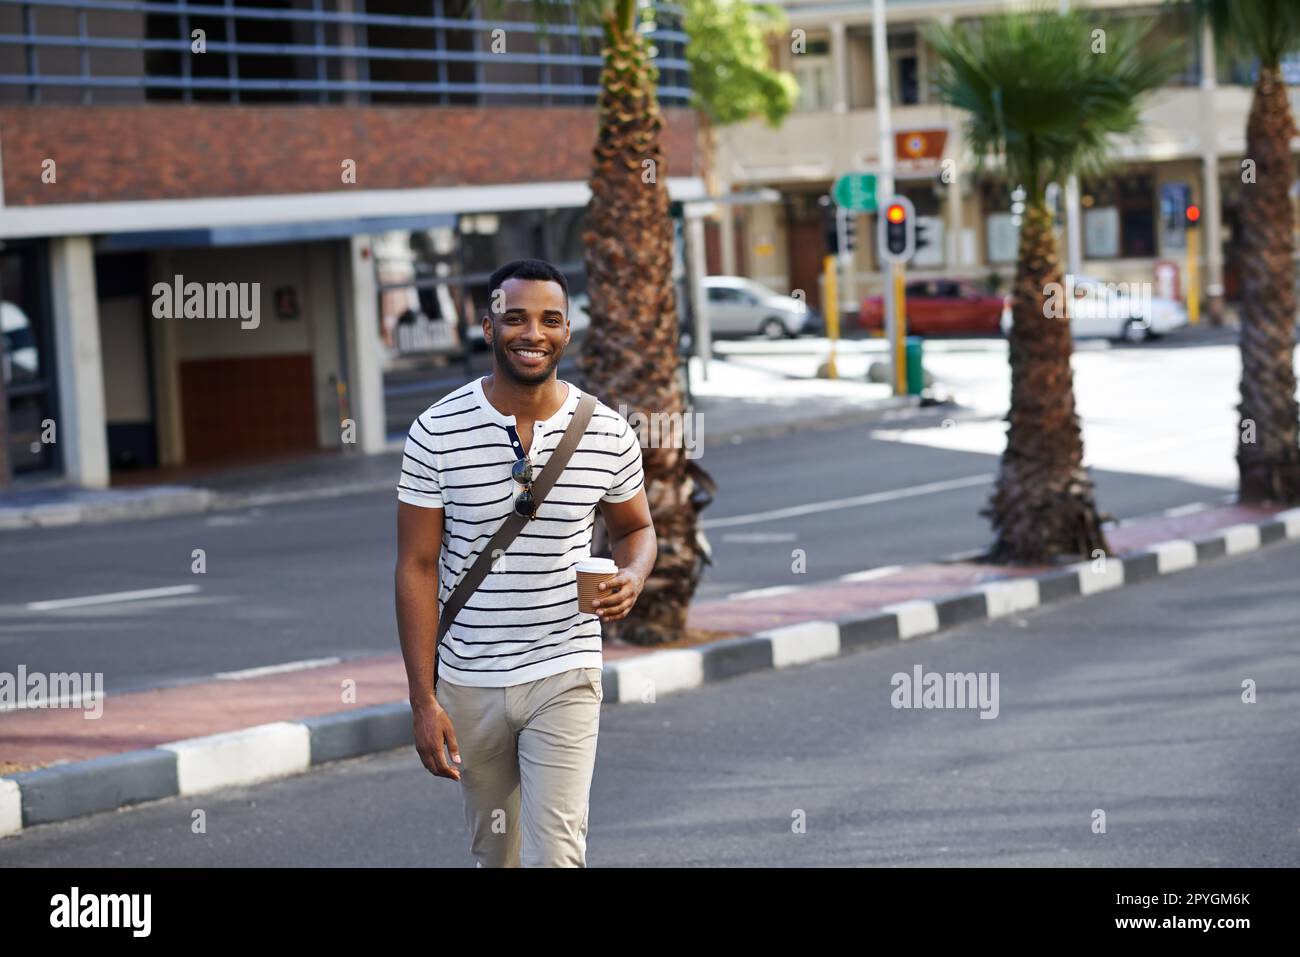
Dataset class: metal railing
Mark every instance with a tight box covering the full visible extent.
[0,0,692,104]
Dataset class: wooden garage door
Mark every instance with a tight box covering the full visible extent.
[179,354,317,464]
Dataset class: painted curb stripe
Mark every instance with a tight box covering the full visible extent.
[883,600,940,639]
[0,778,21,838]
[161,721,311,796]
[978,578,1040,617]
[762,621,841,668]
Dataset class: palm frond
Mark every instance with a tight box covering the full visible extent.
[928,6,1182,201]
[1190,0,1300,70]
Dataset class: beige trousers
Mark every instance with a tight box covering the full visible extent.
[437,666,603,868]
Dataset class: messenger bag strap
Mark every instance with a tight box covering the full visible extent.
[433,391,597,689]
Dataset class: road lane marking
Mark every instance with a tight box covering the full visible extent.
[839,565,903,582]
[214,658,343,681]
[26,584,201,611]
[701,474,993,530]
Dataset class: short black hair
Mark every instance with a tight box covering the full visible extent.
[487,258,569,315]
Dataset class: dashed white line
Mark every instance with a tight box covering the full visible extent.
[26,584,202,612]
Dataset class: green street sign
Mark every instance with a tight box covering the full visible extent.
[833,173,877,212]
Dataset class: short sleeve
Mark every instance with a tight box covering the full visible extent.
[602,416,644,503]
[396,415,444,508]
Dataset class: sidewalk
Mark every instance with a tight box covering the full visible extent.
[3,498,1297,835]
[0,357,914,530]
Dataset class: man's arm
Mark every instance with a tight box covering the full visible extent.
[593,489,657,621]
[395,500,460,780]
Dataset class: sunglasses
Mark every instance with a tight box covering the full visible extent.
[511,457,537,519]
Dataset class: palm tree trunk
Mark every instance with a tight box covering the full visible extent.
[580,1,712,644]
[984,202,1110,564]
[1237,65,1300,505]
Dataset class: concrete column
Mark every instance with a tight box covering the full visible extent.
[829,21,849,114]
[1064,176,1083,277]
[49,236,109,488]
[946,170,963,270]
[1200,16,1225,323]
[719,179,738,276]
[149,250,185,466]
[345,234,386,454]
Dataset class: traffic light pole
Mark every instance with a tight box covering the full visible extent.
[823,254,839,379]
[892,261,908,395]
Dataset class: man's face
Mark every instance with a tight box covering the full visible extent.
[483,278,570,386]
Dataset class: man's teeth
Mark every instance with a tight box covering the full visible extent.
[515,350,545,357]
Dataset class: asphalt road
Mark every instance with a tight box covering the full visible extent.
[0,333,1252,694]
[0,412,1223,695]
[3,535,1295,867]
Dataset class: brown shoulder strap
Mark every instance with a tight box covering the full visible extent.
[434,391,597,688]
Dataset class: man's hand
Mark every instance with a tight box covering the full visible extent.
[592,569,644,622]
[413,701,461,781]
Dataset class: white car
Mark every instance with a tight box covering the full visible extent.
[1000,275,1189,342]
[701,276,819,340]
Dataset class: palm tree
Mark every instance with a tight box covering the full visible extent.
[483,0,712,643]
[1196,0,1300,505]
[929,8,1180,564]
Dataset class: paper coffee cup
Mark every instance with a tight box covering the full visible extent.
[575,557,619,614]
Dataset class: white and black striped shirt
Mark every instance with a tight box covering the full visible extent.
[397,375,645,688]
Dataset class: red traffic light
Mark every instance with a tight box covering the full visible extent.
[1185,204,1201,224]
[886,204,907,224]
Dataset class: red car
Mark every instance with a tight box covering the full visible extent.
[859,279,1007,335]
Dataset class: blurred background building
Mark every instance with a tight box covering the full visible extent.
[712,0,1300,319]
[0,0,701,486]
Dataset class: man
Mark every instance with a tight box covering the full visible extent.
[394,258,657,868]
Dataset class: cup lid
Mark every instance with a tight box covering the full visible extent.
[575,557,618,574]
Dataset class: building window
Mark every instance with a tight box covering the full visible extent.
[2,242,59,475]
[792,38,832,111]
[1081,173,1156,259]
[890,30,920,106]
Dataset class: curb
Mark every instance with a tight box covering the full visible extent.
[3,507,1298,838]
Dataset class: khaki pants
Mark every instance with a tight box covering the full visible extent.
[437,666,603,868]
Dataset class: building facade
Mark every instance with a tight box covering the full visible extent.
[712,0,1300,320]
[0,0,702,486]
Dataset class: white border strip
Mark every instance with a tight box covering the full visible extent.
[763,621,841,667]
[0,778,21,838]
[161,722,310,795]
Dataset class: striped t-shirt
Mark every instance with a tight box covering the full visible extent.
[397,375,645,688]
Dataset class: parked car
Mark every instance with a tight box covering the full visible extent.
[998,275,1188,342]
[859,279,1007,335]
[699,276,819,339]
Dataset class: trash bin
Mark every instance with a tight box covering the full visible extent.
[905,336,924,396]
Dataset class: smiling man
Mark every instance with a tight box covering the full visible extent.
[394,258,656,868]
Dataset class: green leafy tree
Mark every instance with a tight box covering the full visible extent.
[683,0,796,196]
[929,8,1180,563]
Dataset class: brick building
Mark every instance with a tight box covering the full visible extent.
[0,0,702,485]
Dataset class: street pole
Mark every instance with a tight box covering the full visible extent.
[687,210,713,381]
[892,261,907,395]
[1186,224,1200,326]
[872,0,898,389]
[824,254,839,379]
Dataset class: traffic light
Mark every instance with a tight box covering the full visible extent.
[821,195,839,254]
[914,219,931,253]
[878,196,916,263]
[843,213,858,252]
[1185,204,1201,229]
